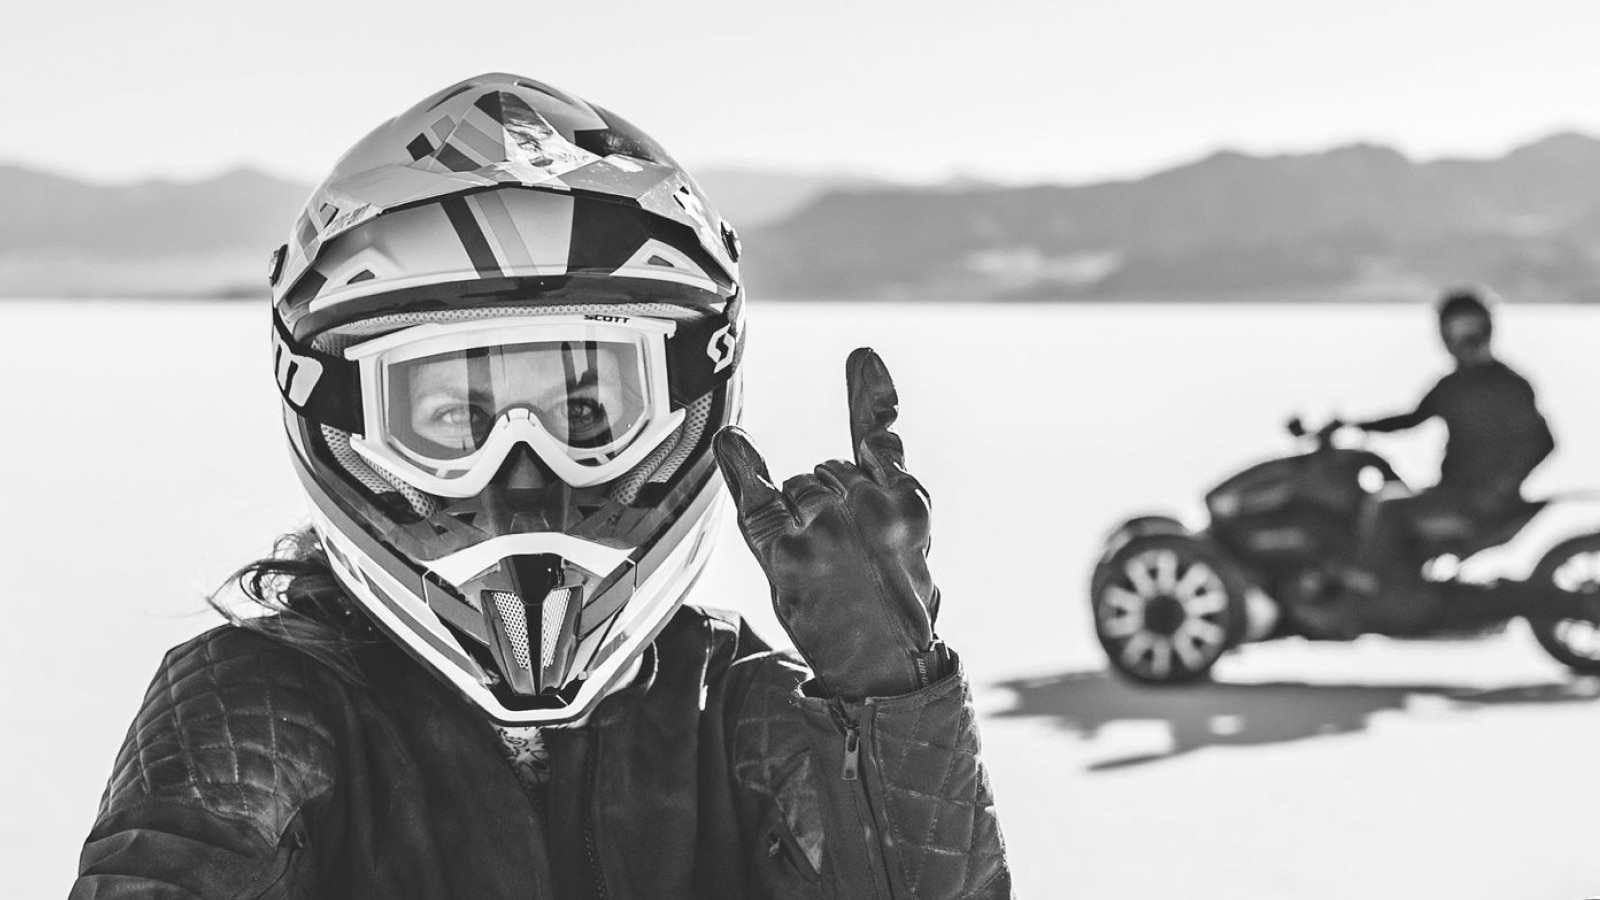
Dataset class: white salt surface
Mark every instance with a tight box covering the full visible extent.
[5,300,1598,898]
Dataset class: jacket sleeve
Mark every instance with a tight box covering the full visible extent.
[1358,383,1439,433]
[727,639,1011,900]
[70,628,336,899]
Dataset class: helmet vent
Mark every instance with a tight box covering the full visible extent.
[489,587,575,673]
[541,588,573,669]
[490,591,533,672]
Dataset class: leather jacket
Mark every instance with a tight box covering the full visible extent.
[71,605,1011,898]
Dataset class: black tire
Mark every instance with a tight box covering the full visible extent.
[1527,533,1600,675]
[1096,515,1189,567]
[1090,533,1248,684]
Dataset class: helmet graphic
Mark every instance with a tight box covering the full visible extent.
[269,73,746,725]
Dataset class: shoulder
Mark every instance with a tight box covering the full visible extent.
[1426,370,1458,394]
[657,604,808,692]
[1426,367,1485,406]
[100,624,344,845]
[667,603,746,641]
[1491,359,1535,389]
[659,604,779,663]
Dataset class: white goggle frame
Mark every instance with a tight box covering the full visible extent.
[345,314,685,495]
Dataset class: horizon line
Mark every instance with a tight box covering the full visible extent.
[5,125,1595,192]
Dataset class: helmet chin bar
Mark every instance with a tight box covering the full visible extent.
[423,534,635,698]
[299,456,728,726]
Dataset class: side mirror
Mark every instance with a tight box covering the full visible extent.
[1286,416,1307,438]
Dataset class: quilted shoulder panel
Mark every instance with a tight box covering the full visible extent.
[726,652,828,865]
[99,625,341,846]
[728,652,811,788]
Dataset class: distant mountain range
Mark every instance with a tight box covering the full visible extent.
[0,164,864,298]
[7,136,1600,301]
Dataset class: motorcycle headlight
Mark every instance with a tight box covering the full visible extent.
[1209,491,1242,519]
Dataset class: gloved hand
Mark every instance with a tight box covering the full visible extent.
[713,347,945,700]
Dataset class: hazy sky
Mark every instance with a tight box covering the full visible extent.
[7,0,1600,185]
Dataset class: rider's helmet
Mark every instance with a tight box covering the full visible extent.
[1435,285,1495,355]
[268,73,745,725]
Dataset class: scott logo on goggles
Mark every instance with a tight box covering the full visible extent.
[583,314,630,323]
[707,323,736,373]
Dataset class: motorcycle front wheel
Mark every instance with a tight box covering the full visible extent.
[1090,533,1247,684]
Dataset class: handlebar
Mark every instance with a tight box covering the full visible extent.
[1285,415,1403,485]
[1286,416,1351,448]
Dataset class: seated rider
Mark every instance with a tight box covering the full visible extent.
[1348,287,1555,581]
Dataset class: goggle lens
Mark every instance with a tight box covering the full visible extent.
[383,339,648,464]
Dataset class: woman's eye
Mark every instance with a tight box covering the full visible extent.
[564,398,611,440]
[431,403,487,430]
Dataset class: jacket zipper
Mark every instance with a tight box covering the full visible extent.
[581,735,610,900]
[842,726,862,780]
[828,698,894,898]
[828,700,861,780]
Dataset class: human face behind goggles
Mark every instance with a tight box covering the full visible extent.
[392,341,648,463]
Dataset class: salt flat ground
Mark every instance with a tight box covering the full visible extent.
[5,300,1598,898]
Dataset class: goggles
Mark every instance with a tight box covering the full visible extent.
[344,315,687,494]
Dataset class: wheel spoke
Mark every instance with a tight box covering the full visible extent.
[1174,563,1213,600]
[1100,587,1146,638]
[1101,615,1143,639]
[1120,632,1153,668]
[1124,558,1159,598]
[1146,637,1172,679]
[1103,586,1146,616]
[1171,633,1206,669]
[1182,584,1228,616]
[1176,618,1227,648]
[1154,551,1179,593]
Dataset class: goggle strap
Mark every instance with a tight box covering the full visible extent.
[665,312,737,407]
[272,310,365,433]
[274,307,736,430]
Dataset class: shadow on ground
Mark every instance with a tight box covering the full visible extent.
[991,670,1600,770]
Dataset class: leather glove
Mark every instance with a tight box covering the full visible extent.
[713,347,945,700]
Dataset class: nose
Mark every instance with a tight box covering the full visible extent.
[492,444,555,490]
[475,445,569,535]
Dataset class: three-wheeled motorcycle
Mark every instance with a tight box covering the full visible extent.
[1091,419,1600,682]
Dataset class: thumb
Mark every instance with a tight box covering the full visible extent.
[712,426,785,523]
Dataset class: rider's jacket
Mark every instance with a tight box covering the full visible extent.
[71,605,1011,899]
[1367,359,1554,497]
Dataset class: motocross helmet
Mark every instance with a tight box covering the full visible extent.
[268,73,746,725]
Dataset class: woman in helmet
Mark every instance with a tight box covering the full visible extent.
[72,74,1010,899]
